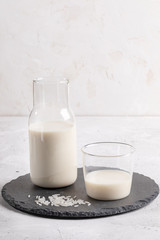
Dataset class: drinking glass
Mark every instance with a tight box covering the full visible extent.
[82,142,135,200]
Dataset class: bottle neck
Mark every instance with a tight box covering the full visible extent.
[33,79,69,109]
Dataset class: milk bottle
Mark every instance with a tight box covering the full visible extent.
[29,78,77,188]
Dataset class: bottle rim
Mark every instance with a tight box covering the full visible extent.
[33,77,69,84]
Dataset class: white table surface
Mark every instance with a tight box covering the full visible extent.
[0,116,160,240]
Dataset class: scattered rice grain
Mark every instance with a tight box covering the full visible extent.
[34,194,91,208]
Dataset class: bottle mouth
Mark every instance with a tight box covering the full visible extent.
[33,77,69,84]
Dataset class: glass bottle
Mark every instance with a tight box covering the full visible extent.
[29,77,77,188]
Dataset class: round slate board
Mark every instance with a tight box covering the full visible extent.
[1,169,159,218]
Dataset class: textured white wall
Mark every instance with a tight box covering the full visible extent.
[0,0,160,116]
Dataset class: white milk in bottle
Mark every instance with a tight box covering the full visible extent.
[29,121,77,188]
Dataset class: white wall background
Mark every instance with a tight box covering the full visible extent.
[0,0,160,116]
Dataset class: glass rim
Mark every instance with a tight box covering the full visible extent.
[81,141,135,158]
[33,77,69,84]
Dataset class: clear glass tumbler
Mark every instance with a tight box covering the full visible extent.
[29,77,77,188]
[82,142,135,200]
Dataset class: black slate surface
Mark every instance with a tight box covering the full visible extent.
[1,168,159,218]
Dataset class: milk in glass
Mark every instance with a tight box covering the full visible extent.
[85,169,132,200]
